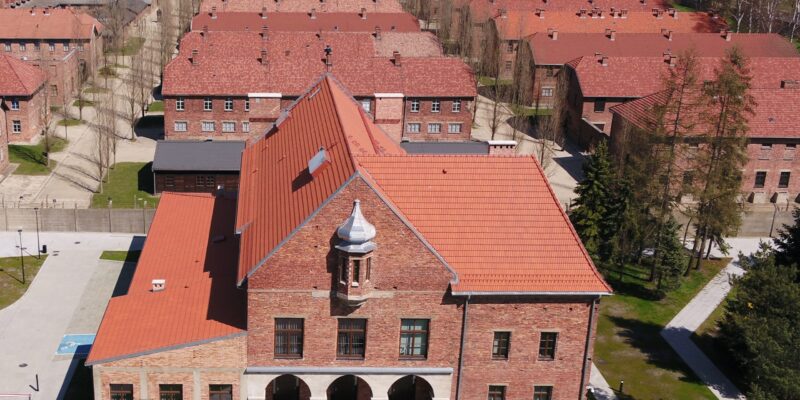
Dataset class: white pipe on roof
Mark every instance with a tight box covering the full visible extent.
[248,92,282,98]
[373,93,404,98]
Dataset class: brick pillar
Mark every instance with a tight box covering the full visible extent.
[487,140,517,155]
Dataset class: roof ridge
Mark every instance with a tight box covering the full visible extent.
[325,75,360,171]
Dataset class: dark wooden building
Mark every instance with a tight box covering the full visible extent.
[152,140,245,194]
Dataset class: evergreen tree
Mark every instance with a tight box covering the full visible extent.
[774,208,800,267]
[571,141,614,258]
[654,217,687,292]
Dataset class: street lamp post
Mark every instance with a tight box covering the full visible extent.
[17,229,25,284]
[33,207,41,259]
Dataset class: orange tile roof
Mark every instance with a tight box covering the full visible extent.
[464,0,673,21]
[0,54,45,95]
[494,10,723,39]
[0,8,102,39]
[237,74,611,294]
[199,0,403,13]
[87,193,246,365]
[191,11,420,32]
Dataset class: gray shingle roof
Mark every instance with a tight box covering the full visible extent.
[400,141,489,154]
[153,140,245,172]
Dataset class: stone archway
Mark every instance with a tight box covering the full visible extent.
[266,374,312,400]
[387,375,434,400]
[326,375,372,400]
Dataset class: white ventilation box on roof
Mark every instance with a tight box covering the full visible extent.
[308,147,330,177]
[152,279,166,292]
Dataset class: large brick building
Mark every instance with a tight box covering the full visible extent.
[162,30,476,142]
[88,75,612,400]
[199,0,404,13]
[0,7,104,99]
[191,9,421,32]
[0,54,46,143]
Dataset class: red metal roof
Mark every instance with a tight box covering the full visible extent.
[87,193,246,365]
[237,74,611,294]
[199,0,403,13]
[191,11,420,32]
[0,8,102,39]
[0,54,45,95]
[527,32,799,65]
[162,31,476,97]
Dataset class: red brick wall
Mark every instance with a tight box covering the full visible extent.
[737,141,800,203]
[94,335,246,400]
[3,41,85,98]
[401,98,472,142]
[165,96,263,140]
[2,88,45,143]
[0,106,8,172]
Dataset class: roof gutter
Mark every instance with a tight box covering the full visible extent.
[455,295,470,400]
[579,296,600,399]
[451,291,612,296]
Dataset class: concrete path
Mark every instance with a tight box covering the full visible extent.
[662,237,770,400]
[589,363,618,400]
[0,232,141,400]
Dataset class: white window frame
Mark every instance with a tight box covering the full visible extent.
[78,43,84,52]
[19,42,26,52]
[428,123,441,134]
[63,42,69,52]
[410,99,420,113]
[244,99,250,112]
[541,87,554,97]
[176,97,185,111]
[447,123,462,134]
[431,100,440,113]
[11,98,20,110]
[49,42,55,52]
[12,120,22,133]
[224,97,233,111]
[203,97,213,111]
[4,43,10,52]
[242,121,250,132]
[407,122,421,133]
[452,99,461,113]
[222,121,236,132]
[174,121,188,132]
[360,99,371,113]
[201,121,215,132]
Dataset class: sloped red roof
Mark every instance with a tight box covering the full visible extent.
[191,11,420,32]
[464,0,673,21]
[87,193,246,365]
[162,31,475,97]
[572,56,800,98]
[611,88,800,139]
[0,54,45,95]
[494,10,723,39]
[0,8,101,39]
[200,0,403,13]
[527,32,799,65]
[237,74,611,294]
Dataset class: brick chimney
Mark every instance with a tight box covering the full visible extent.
[666,30,673,40]
[536,8,544,18]
[608,29,616,41]
[724,30,732,41]
[201,25,208,39]
[43,8,49,15]
[549,28,558,40]
[261,25,269,40]
[260,49,268,65]
[191,49,198,65]
[261,6,267,19]
[668,7,677,18]
[488,140,517,155]
[392,50,401,66]
[360,7,367,19]
[310,8,316,19]
[621,8,629,18]
[781,79,799,89]
[211,6,217,19]
[374,26,382,40]
[600,55,609,66]
[654,8,664,18]
[579,8,587,18]
[499,8,508,18]
[668,55,677,67]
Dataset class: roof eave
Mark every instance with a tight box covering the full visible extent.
[451,290,612,296]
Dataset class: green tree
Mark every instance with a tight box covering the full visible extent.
[570,141,614,258]
[654,217,687,292]
[774,208,800,267]
[719,246,800,399]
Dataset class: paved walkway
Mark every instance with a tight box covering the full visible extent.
[662,237,769,400]
[0,232,140,400]
[589,363,617,400]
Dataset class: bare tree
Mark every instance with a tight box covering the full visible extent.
[159,0,177,72]
[40,81,56,168]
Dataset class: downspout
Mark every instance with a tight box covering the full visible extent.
[578,297,598,400]
[455,295,470,400]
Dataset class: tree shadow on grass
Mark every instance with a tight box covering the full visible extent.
[9,145,46,165]
[608,316,709,387]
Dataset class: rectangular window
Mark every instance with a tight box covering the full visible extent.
[431,99,440,113]
[399,319,429,359]
[352,259,361,283]
[407,123,421,133]
[447,123,462,134]
[538,332,558,360]
[410,99,420,112]
[682,170,694,187]
[546,67,554,77]
[452,99,461,112]
[428,123,441,134]
[487,386,505,400]
[594,98,606,113]
[19,42,26,51]
[201,121,215,132]
[759,143,772,160]
[361,99,371,113]
[78,43,84,52]
[366,257,371,281]
[209,384,233,400]
[492,332,510,359]
[176,97,185,111]
[754,171,767,189]
[204,97,213,111]
[533,386,553,400]
[174,121,187,132]
[339,257,348,283]
[63,43,69,52]
[779,171,790,189]
[275,318,304,358]
[165,176,175,188]
[34,42,40,51]
[49,42,55,52]
[222,121,235,132]
[245,99,250,111]
[242,121,250,132]
[110,384,134,400]
[11,98,20,110]
[159,384,182,400]
[507,41,514,52]
[3,43,10,52]
[12,120,21,133]
[337,319,367,359]
[542,87,554,97]
[504,61,512,71]
[224,97,233,111]
[784,144,796,160]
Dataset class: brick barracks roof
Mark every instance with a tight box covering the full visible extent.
[570,56,800,98]
[0,54,45,95]
[464,0,673,21]
[87,192,246,365]
[527,32,799,66]
[236,74,611,295]
[0,7,102,39]
[494,10,724,40]
[199,0,403,13]
[191,11,420,32]
[162,31,476,98]
[611,87,800,139]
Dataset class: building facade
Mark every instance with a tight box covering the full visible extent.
[1,54,46,143]
[88,76,611,400]
[152,140,246,194]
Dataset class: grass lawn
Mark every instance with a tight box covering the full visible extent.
[84,86,110,94]
[73,99,95,108]
[147,100,164,112]
[0,255,47,310]
[9,137,68,175]
[99,66,117,78]
[99,250,142,263]
[477,75,514,87]
[671,2,697,11]
[511,104,552,117]
[109,36,145,56]
[90,162,160,209]
[691,292,746,392]
[595,258,730,400]
[50,105,62,112]
[795,40,800,54]
[57,118,84,127]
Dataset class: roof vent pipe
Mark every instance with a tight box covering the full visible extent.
[360,7,367,19]
[261,6,267,18]
[191,49,198,65]
[310,8,316,19]
[211,6,217,18]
